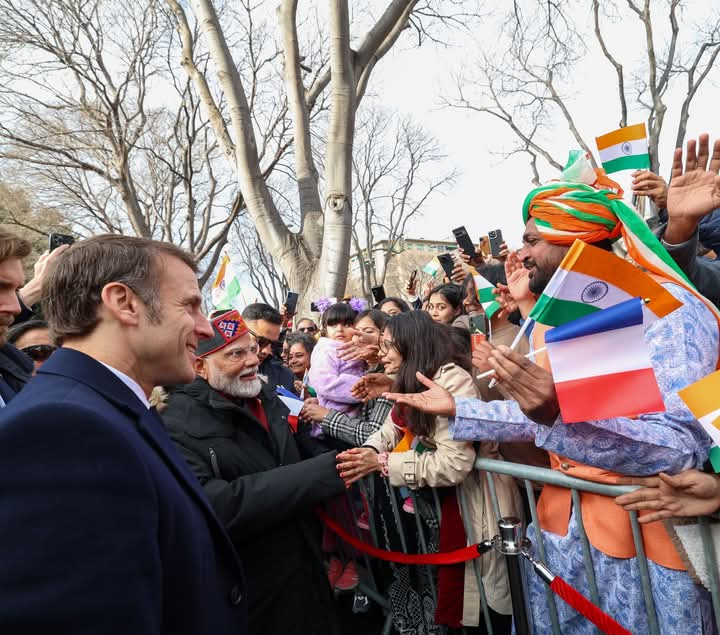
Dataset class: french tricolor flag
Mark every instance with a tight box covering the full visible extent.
[545,297,665,423]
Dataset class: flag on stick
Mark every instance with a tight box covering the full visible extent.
[211,254,242,310]
[529,240,682,328]
[422,257,441,276]
[595,123,650,174]
[473,273,501,319]
[679,371,720,472]
[545,297,664,423]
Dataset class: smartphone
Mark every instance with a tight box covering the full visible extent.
[480,236,491,256]
[285,291,299,316]
[49,233,75,252]
[371,285,386,302]
[437,253,455,279]
[310,301,319,312]
[469,315,488,352]
[452,226,476,257]
[488,229,504,258]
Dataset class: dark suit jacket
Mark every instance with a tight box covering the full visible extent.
[0,348,247,634]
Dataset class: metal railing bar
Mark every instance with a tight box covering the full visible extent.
[408,489,437,605]
[474,458,637,497]
[486,471,502,525]
[524,479,561,635]
[570,488,601,633]
[629,511,660,635]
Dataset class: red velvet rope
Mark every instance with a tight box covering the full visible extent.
[316,508,489,565]
[549,576,632,635]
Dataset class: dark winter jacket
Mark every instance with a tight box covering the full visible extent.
[160,377,344,635]
[260,355,297,394]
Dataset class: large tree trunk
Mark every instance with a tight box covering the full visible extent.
[315,0,355,299]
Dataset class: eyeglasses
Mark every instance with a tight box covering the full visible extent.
[298,326,318,334]
[378,339,397,355]
[21,344,56,362]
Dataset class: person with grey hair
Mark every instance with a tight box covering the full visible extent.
[0,234,247,635]
[160,309,345,635]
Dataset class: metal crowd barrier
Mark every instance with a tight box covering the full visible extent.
[331,457,720,635]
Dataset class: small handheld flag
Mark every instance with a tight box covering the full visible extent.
[530,240,682,328]
[595,123,650,174]
[422,257,441,276]
[545,297,664,423]
[679,371,720,472]
[473,273,501,319]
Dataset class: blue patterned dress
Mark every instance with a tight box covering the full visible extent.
[450,284,718,633]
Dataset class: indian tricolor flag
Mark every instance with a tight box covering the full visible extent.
[679,371,720,472]
[473,273,501,319]
[529,240,682,328]
[546,298,664,423]
[211,254,242,310]
[595,123,650,174]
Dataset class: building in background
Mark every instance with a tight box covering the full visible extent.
[346,237,457,300]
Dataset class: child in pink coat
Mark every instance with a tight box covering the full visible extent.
[308,303,365,420]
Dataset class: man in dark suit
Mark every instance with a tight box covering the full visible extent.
[0,234,248,634]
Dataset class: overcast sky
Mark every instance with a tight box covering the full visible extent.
[363,1,719,249]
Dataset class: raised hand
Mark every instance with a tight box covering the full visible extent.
[616,470,720,523]
[665,134,720,243]
[299,399,330,423]
[632,170,668,209]
[383,371,456,417]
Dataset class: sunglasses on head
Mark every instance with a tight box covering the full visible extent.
[21,344,56,362]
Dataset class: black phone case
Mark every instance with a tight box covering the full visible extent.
[452,227,476,256]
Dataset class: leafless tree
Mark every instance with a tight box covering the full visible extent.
[168,0,475,308]
[350,108,457,300]
[447,0,720,181]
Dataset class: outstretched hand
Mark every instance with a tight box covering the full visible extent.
[351,373,393,402]
[383,371,456,417]
[616,470,720,523]
[336,447,381,486]
[665,134,720,244]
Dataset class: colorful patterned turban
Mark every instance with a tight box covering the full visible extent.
[522,151,693,290]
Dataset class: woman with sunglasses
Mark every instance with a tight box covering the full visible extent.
[8,320,56,374]
[336,311,520,634]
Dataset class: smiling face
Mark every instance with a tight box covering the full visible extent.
[197,332,262,398]
[517,219,570,295]
[353,315,381,346]
[134,255,214,388]
[287,342,311,378]
[379,327,403,375]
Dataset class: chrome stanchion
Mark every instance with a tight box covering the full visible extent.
[493,517,531,635]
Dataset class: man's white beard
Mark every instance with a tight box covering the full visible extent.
[209,367,262,399]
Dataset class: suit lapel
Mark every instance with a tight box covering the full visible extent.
[135,407,240,560]
[38,350,242,567]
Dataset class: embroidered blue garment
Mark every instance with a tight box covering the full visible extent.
[450,284,719,633]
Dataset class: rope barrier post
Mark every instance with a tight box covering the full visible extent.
[494,517,531,635]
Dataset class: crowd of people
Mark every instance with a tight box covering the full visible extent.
[0,135,720,634]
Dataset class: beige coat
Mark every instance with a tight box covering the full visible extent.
[363,363,522,624]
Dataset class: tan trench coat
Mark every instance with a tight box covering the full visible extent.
[363,363,522,625]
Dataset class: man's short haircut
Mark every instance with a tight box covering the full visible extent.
[0,230,31,262]
[242,303,282,325]
[43,234,197,344]
[7,319,48,345]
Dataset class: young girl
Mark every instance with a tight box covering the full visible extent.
[308,302,366,418]
[426,283,470,330]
